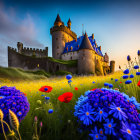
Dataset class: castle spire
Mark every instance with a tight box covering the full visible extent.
[54,14,62,26]
[67,18,71,30]
[79,32,93,50]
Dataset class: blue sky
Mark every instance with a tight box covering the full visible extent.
[0,0,140,70]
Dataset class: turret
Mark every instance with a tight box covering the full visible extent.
[78,32,95,74]
[17,42,23,53]
[50,14,77,59]
[67,18,71,30]
[54,14,63,27]
[110,60,115,73]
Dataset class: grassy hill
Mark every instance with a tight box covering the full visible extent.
[0,66,50,80]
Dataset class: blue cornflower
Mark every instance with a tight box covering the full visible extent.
[134,65,139,69]
[123,69,129,74]
[125,80,132,84]
[136,72,140,75]
[17,111,23,117]
[104,119,116,136]
[92,81,95,84]
[104,83,109,86]
[130,74,134,78]
[48,109,53,114]
[109,103,128,121]
[89,126,104,140]
[68,80,72,84]
[45,97,50,100]
[84,90,91,96]
[108,84,113,88]
[122,75,129,79]
[0,96,6,99]
[76,103,95,126]
[115,79,118,82]
[129,96,140,110]
[66,74,72,80]
[94,108,108,122]
[121,122,140,140]
[127,55,131,61]
[138,50,140,56]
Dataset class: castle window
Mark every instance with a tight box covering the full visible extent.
[57,46,59,49]
[57,53,59,55]
[56,38,58,40]
[71,56,72,60]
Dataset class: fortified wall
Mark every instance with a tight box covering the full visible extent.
[17,42,48,58]
[8,46,77,74]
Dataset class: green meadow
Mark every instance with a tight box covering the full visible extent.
[0,67,139,140]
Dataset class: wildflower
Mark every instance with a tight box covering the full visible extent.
[108,84,113,88]
[130,74,134,78]
[39,86,52,93]
[125,80,132,84]
[137,80,140,87]
[37,100,42,105]
[114,88,119,91]
[134,65,139,69]
[34,116,37,122]
[58,92,73,103]
[66,74,72,80]
[109,103,128,121]
[120,82,122,83]
[104,83,109,86]
[121,121,140,140]
[138,50,140,56]
[40,122,43,127]
[0,86,29,124]
[45,97,50,100]
[94,108,108,122]
[89,126,103,140]
[122,75,129,79]
[48,109,53,114]
[123,69,129,74]
[104,119,116,135]
[75,87,78,90]
[76,103,95,126]
[127,55,131,61]
[136,72,140,75]
[115,79,118,82]
[68,80,72,84]
[92,81,95,84]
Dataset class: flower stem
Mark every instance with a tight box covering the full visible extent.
[0,120,7,140]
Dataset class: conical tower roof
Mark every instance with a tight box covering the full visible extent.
[54,14,62,23]
[79,32,93,50]
[67,18,71,23]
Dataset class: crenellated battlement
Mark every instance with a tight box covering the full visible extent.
[8,46,17,52]
[50,25,77,39]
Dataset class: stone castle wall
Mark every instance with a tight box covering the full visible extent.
[8,47,77,74]
[61,51,78,60]
[21,47,48,57]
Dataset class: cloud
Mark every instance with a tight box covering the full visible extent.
[0,5,44,48]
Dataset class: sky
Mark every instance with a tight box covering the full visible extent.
[0,0,140,70]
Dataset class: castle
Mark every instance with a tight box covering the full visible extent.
[8,14,115,75]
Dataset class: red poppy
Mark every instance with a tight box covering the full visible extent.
[58,92,73,103]
[120,82,122,83]
[75,87,78,90]
[90,88,97,91]
[137,80,140,87]
[39,86,53,93]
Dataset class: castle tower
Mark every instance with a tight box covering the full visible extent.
[17,42,23,54]
[110,60,115,73]
[67,18,71,30]
[50,14,77,59]
[78,32,95,74]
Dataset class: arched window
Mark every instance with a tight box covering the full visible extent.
[56,65,59,71]
[71,56,72,60]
